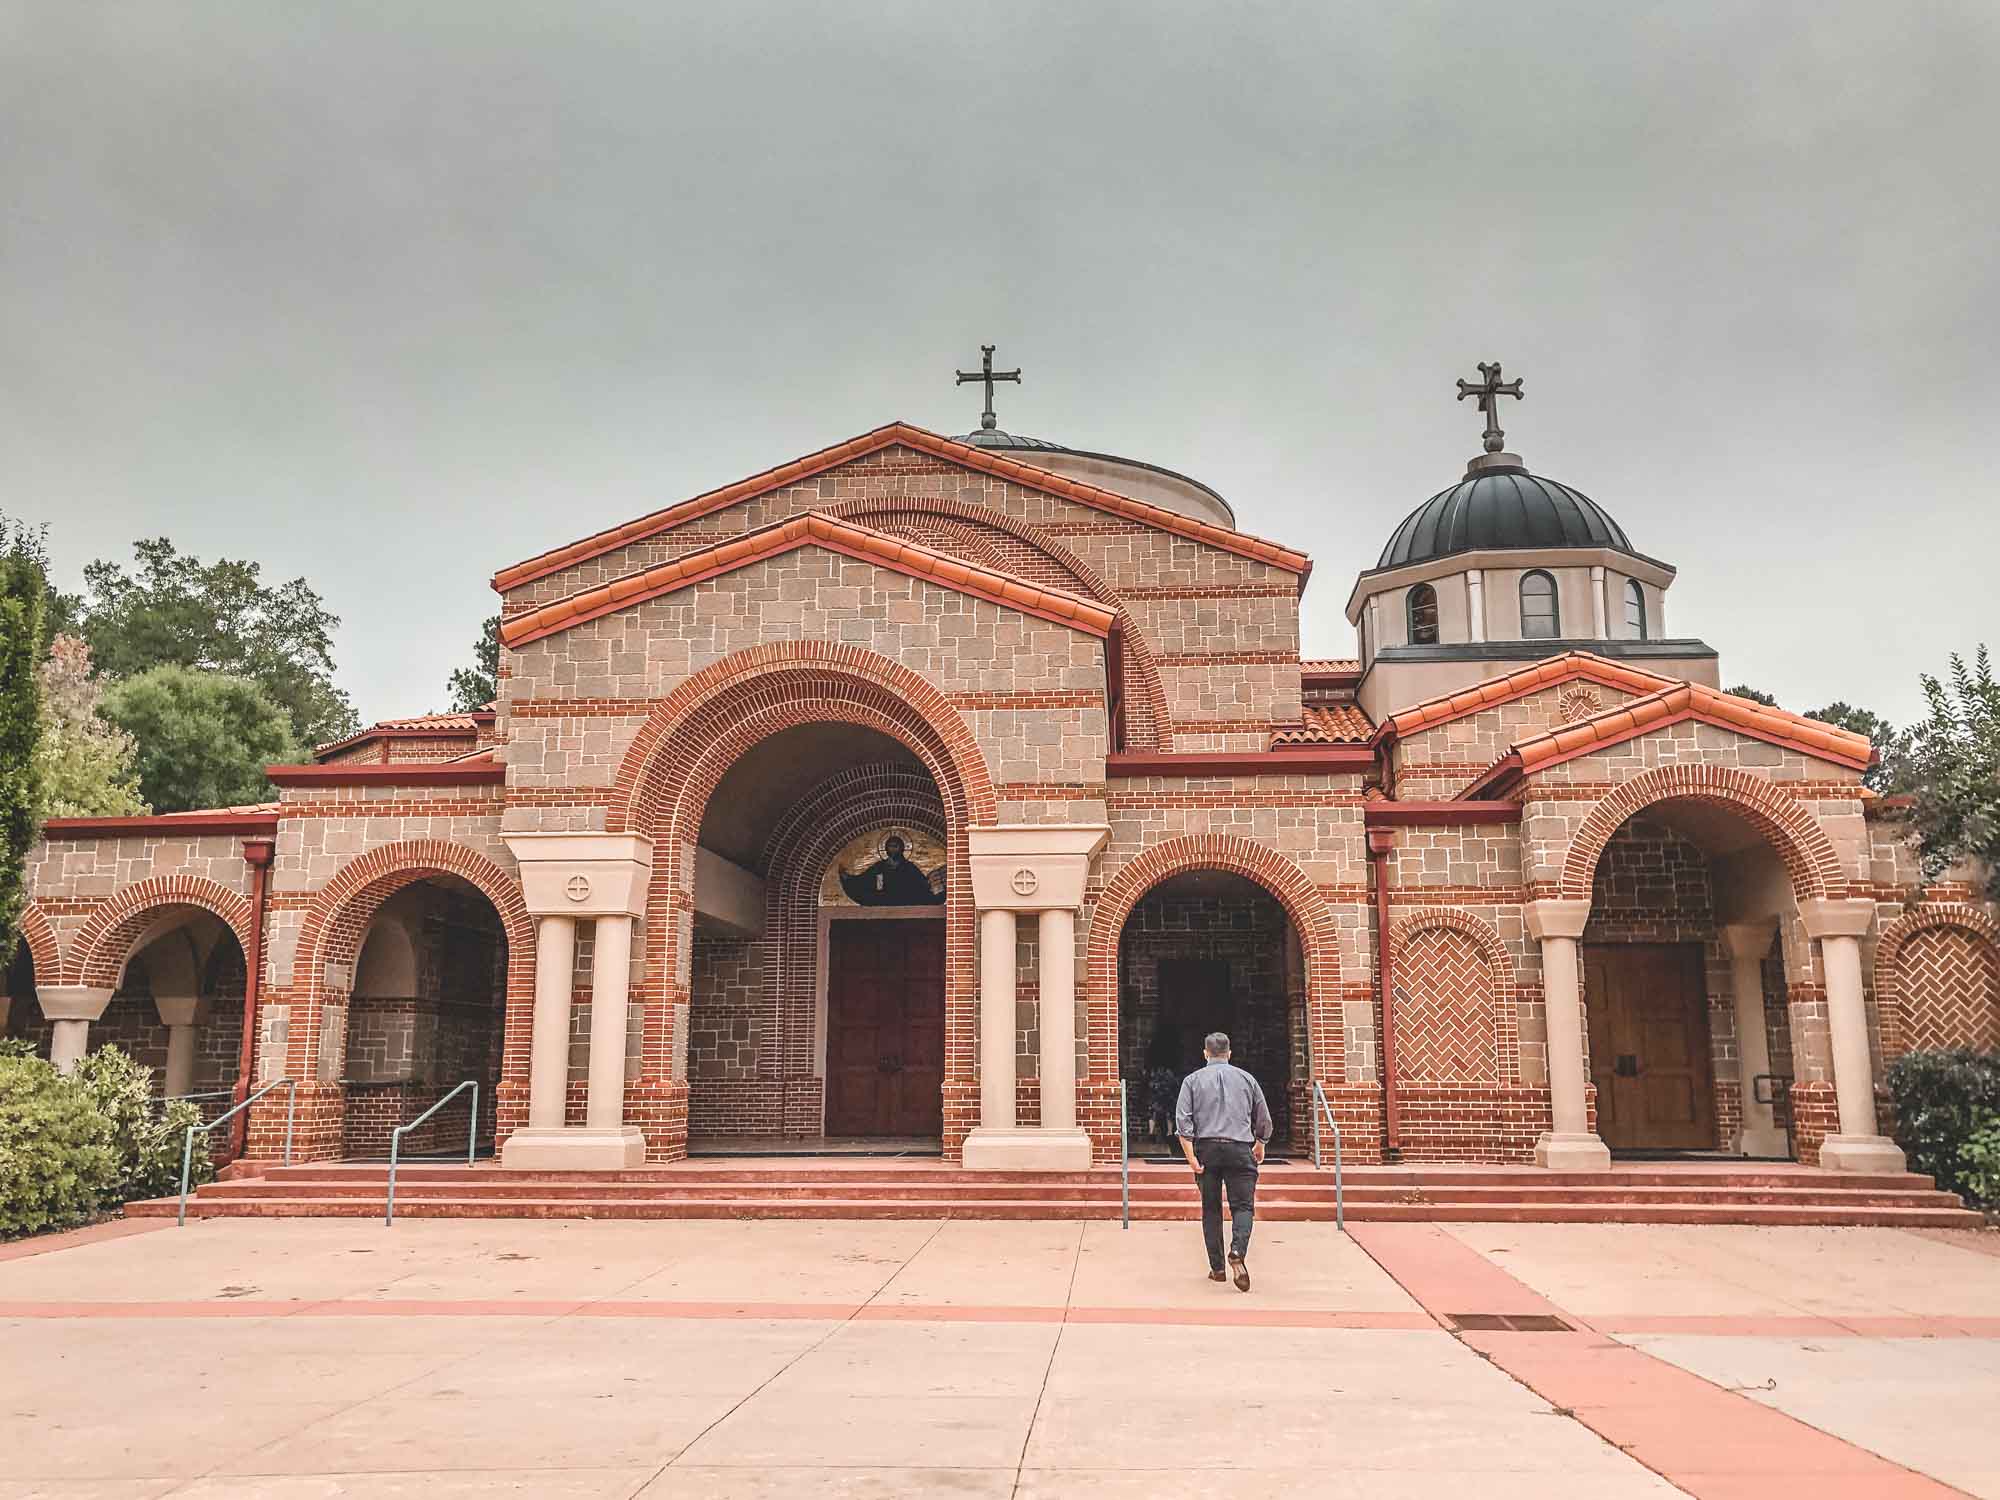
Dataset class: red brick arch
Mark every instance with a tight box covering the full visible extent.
[68,877,254,988]
[1874,904,2000,1060]
[1085,835,1345,1085]
[1558,764,1848,903]
[822,495,1171,751]
[11,903,61,982]
[1388,907,1520,1085]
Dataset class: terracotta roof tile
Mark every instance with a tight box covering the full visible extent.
[500,511,1119,648]
[1507,681,1874,777]
[491,422,1309,592]
[1270,703,1374,746]
[1383,651,1679,741]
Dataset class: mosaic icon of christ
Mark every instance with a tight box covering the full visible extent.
[837,833,946,905]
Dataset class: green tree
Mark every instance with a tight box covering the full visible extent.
[1806,701,1904,793]
[0,516,49,972]
[99,666,299,813]
[1900,646,2000,899]
[446,614,500,713]
[1725,683,1780,706]
[62,538,359,747]
[35,635,146,818]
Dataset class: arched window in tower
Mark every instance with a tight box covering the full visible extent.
[1624,579,1647,640]
[1406,583,1440,646]
[1520,570,1560,640]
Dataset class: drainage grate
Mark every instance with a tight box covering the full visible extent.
[1447,1312,1573,1333]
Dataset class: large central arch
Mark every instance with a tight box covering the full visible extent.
[610,642,998,1159]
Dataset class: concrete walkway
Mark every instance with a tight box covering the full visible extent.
[0,1216,1991,1497]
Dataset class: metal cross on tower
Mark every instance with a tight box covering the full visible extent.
[1456,361,1525,454]
[956,344,1021,432]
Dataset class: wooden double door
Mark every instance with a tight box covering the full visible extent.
[1583,943,1718,1152]
[824,919,945,1138]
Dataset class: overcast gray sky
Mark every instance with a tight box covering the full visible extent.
[5,2,1994,727]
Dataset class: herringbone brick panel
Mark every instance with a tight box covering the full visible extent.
[1396,927,1498,1082]
[1902,926,2000,1052]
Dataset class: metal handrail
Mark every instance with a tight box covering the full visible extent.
[164,1088,237,1103]
[385,1079,479,1226]
[1309,1080,1345,1231]
[1118,1078,1130,1229]
[177,1078,296,1226]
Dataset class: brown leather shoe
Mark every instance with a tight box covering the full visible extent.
[1229,1255,1250,1292]
[1208,1269,1228,1282]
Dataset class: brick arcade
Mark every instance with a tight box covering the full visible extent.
[7,368,1997,1181]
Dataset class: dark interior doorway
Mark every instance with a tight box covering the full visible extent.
[824,919,945,1137]
[1584,942,1718,1152]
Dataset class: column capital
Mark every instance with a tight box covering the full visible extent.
[1799,898,1874,940]
[504,832,654,918]
[968,824,1109,911]
[1524,899,1591,941]
[154,994,204,1028]
[1718,917,1780,960]
[37,985,114,1023]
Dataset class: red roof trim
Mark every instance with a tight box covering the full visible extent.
[41,811,281,838]
[1375,652,1679,746]
[1364,800,1523,828]
[499,511,1118,648]
[265,762,507,788]
[1106,748,1374,778]
[491,422,1310,592]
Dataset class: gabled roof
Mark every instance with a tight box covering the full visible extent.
[1271,703,1373,747]
[491,421,1310,593]
[499,511,1119,648]
[1379,651,1678,743]
[1462,680,1875,796]
[314,706,495,760]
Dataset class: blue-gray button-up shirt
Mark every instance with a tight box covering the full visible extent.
[1174,1059,1273,1144]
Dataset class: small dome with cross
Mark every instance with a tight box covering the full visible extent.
[1377,459,1638,571]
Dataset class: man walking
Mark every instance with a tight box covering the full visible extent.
[1175,1031,1272,1291]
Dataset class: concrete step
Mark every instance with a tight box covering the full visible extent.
[127,1194,1986,1228]
[182,1177,1969,1211]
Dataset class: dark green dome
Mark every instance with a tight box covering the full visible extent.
[1378,462,1635,570]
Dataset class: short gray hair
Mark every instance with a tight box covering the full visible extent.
[1204,1031,1231,1058]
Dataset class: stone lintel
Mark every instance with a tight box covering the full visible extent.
[967,824,1109,911]
[1798,898,1875,940]
[1523,899,1592,942]
[505,832,655,918]
[36,985,115,1023]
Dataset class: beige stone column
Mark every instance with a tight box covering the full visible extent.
[1719,921,1787,1158]
[1801,898,1906,1172]
[39,986,113,1074]
[526,914,576,1128]
[585,914,634,1131]
[155,995,202,1098]
[1590,566,1609,638]
[1038,907,1078,1132]
[1525,900,1611,1170]
[964,825,1108,1172]
[978,907,1018,1133]
[502,832,652,1170]
[1466,569,1486,643]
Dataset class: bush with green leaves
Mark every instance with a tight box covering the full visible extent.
[0,1044,120,1238]
[1961,1115,2000,1210]
[71,1045,215,1201]
[1884,1048,2000,1201]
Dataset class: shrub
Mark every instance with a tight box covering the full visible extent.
[1884,1049,2000,1200]
[1962,1115,2000,1210]
[71,1045,215,1201]
[0,1050,120,1238]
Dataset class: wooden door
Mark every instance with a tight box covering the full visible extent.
[825,920,945,1137]
[1584,943,1717,1151]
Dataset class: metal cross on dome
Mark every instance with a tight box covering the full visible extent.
[1456,360,1525,454]
[956,344,1021,432]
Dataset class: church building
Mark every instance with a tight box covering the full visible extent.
[9,357,1998,1190]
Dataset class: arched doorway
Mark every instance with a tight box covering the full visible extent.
[335,876,509,1157]
[1575,798,1814,1158]
[1114,869,1306,1155]
[685,723,951,1150]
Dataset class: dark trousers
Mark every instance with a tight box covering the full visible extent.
[1193,1138,1258,1270]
